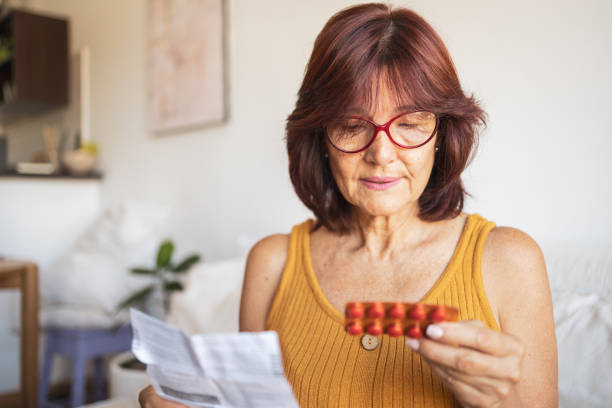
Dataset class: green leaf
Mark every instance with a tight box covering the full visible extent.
[116,285,155,311]
[157,240,174,268]
[130,268,157,275]
[164,281,184,292]
[172,254,201,273]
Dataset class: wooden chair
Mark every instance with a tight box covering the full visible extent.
[0,260,39,408]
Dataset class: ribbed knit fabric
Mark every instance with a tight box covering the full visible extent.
[265,214,499,407]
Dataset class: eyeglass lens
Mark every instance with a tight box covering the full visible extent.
[328,111,436,152]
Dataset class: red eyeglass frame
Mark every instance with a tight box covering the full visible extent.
[326,111,439,154]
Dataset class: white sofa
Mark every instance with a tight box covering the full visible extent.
[543,246,612,408]
[167,247,612,408]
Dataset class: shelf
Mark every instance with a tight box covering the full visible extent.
[0,169,102,180]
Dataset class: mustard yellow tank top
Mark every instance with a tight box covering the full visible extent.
[265,214,500,407]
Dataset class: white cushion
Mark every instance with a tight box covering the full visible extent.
[552,291,612,407]
[166,257,245,335]
[40,202,170,328]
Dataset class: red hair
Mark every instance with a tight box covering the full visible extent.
[286,3,486,233]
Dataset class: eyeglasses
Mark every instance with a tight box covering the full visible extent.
[326,111,438,153]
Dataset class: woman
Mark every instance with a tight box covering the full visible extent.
[141,3,557,407]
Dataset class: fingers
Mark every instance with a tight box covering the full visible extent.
[405,320,524,407]
[139,385,188,408]
[429,364,511,408]
[426,320,524,357]
[415,336,521,382]
[429,363,488,405]
[430,360,515,397]
[139,386,154,407]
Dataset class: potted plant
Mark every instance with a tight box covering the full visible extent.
[117,239,201,319]
[109,240,201,404]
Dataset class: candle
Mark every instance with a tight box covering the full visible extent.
[80,46,91,143]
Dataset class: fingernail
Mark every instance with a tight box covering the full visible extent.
[426,324,444,339]
[405,338,419,350]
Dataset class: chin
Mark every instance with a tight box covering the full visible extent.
[358,199,411,217]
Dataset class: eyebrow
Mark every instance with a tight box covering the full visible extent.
[345,104,418,117]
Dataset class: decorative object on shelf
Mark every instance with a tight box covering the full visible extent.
[80,46,92,144]
[59,45,100,176]
[147,0,226,133]
[62,140,99,176]
[43,124,59,168]
[117,239,202,320]
[15,125,60,175]
[15,162,56,175]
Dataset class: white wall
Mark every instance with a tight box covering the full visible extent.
[1,0,611,392]
[17,0,612,256]
[0,179,101,391]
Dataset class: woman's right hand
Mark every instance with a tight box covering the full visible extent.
[138,385,188,408]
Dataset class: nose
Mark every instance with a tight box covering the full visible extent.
[363,128,396,166]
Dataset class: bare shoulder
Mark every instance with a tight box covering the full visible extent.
[482,226,549,322]
[239,234,290,332]
[247,234,290,275]
[484,226,546,276]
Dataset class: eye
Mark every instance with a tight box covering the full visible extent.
[342,124,367,132]
[397,122,418,129]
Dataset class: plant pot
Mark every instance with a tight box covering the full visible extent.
[108,351,150,407]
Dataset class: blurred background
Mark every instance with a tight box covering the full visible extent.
[0,0,610,407]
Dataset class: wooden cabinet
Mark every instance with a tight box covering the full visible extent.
[0,9,69,123]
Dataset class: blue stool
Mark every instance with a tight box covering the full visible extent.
[39,325,132,408]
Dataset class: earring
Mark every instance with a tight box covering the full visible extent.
[434,146,439,152]
[324,152,329,158]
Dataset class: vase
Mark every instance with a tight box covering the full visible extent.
[146,280,166,320]
[108,351,150,407]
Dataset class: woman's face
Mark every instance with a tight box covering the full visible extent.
[326,86,437,218]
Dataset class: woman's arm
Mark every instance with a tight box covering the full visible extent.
[139,234,289,407]
[483,227,558,406]
[407,227,558,407]
[239,234,289,332]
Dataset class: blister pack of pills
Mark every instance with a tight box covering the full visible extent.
[344,302,459,338]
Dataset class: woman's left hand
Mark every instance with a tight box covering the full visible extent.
[406,320,525,408]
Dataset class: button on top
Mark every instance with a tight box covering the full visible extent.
[361,334,379,350]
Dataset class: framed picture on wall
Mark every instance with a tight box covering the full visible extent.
[147,0,226,133]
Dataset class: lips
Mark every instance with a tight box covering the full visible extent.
[359,176,402,190]
[361,176,401,183]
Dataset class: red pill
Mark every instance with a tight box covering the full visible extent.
[346,303,365,318]
[386,322,403,337]
[346,321,363,335]
[408,304,427,321]
[387,303,406,319]
[429,306,447,323]
[367,321,383,336]
[405,324,423,339]
[367,303,385,318]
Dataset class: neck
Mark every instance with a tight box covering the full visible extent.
[351,204,431,260]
